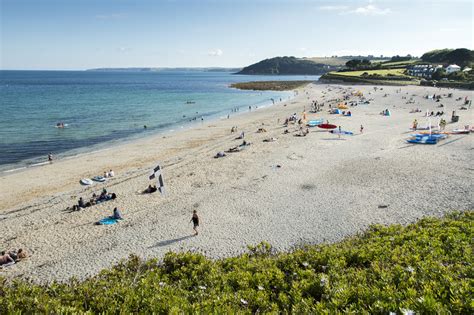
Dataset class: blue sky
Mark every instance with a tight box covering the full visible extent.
[1,0,472,69]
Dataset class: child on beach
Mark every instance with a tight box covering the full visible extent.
[190,210,199,235]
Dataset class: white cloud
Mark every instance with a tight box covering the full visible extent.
[349,4,391,16]
[319,5,349,11]
[208,49,223,56]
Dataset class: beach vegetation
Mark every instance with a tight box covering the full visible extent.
[0,211,472,313]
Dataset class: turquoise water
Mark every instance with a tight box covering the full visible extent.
[0,70,319,171]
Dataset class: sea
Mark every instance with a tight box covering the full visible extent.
[0,70,320,172]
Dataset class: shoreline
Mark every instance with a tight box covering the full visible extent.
[0,83,472,282]
[0,90,295,176]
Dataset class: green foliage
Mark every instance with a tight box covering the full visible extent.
[1,211,472,313]
[448,71,467,81]
[421,48,474,67]
[390,55,412,62]
[237,56,337,75]
[345,59,372,70]
[432,68,447,80]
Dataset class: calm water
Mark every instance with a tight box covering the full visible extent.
[0,70,319,171]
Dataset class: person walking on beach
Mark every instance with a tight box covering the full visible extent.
[190,210,199,235]
[360,124,364,133]
[48,153,53,163]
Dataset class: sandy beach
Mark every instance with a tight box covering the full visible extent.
[1,83,472,283]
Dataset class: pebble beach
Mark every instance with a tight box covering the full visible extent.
[0,83,472,283]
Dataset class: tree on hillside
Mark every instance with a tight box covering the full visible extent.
[431,68,446,80]
[391,55,412,62]
[448,71,467,81]
[421,48,474,67]
[421,49,453,63]
[445,49,474,67]
[345,59,372,70]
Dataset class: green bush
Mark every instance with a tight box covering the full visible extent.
[1,211,472,313]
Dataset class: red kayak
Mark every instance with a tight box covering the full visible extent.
[317,123,337,129]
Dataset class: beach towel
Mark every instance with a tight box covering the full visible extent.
[97,217,121,225]
[0,261,15,268]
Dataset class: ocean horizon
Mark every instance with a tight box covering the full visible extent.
[0,70,319,172]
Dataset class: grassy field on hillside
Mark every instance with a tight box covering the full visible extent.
[0,211,472,313]
[304,57,352,66]
[381,59,420,67]
[334,69,408,77]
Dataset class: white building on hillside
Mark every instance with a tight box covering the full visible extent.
[446,64,461,74]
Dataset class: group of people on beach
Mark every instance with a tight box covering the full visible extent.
[70,188,117,211]
[103,169,115,178]
[0,249,27,267]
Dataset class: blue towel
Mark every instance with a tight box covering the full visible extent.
[97,217,120,225]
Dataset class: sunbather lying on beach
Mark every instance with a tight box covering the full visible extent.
[7,248,27,262]
[225,146,241,153]
[263,137,277,142]
[0,251,15,266]
[257,128,267,133]
[70,192,116,211]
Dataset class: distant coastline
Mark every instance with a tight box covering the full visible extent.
[86,67,242,72]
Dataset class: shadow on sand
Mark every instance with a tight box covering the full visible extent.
[149,235,194,248]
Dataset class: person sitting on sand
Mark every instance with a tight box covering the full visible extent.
[112,207,123,220]
[108,169,114,177]
[144,185,158,194]
[145,184,153,193]
[98,191,107,201]
[236,131,245,139]
[257,127,267,133]
[104,171,109,178]
[0,251,15,266]
[78,197,85,208]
